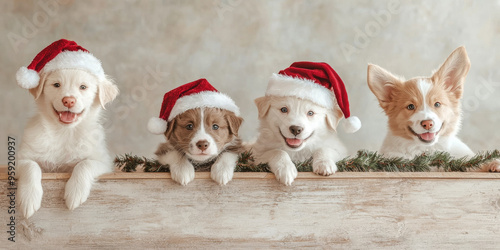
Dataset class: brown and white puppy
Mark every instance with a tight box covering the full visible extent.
[367,46,500,172]
[155,108,243,185]
[149,79,244,185]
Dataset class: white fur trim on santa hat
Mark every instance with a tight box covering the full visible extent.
[266,73,335,109]
[148,117,168,135]
[168,91,240,121]
[343,116,361,133]
[41,50,105,81]
[16,66,40,89]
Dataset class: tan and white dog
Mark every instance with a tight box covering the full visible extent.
[251,62,361,185]
[148,79,243,185]
[367,46,500,171]
[16,39,119,218]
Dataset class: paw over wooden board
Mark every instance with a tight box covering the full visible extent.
[1,171,500,248]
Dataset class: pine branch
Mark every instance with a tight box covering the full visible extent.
[114,150,500,173]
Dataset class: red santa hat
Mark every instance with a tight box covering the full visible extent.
[148,78,240,134]
[267,61,361,133]
[16,39,105,89]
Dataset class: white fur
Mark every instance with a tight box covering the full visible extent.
[251,96,347,185]
[380,133,474,158]
[211,152,239,185]
[168,91,240,121]
[159,150,195,186]
[267,73,336,109]
[17,69,118,218]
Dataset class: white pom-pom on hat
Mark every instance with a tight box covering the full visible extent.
[148,117,168,135]
[343,116,361,133]
[16,66,40,89]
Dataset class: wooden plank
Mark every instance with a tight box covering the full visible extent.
[1,171,500,180]
[1,175,500,248]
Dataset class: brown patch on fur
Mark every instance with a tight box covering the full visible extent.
[204,108,244,153]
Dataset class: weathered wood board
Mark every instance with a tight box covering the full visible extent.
[1,172,500,249]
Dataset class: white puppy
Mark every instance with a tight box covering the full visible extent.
[16,39,118,218]
[252,96,348,185]
[18,69,118,218]
[250,61,361,185]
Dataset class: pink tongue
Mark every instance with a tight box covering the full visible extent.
[420,132,435,141]
[59,111,76,123]
[286,138,303,146]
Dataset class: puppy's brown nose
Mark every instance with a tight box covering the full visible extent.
[421,120,434,130]
[289,125,303,136]
[196,140,209,151]
[62,96,76,108]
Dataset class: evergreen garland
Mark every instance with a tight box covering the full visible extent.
[115,150,500,173]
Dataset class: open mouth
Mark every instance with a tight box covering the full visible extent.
[53,107,83,124]
[409,124,443,143]
[279,129,313,149]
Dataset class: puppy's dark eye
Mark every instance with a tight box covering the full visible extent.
[53,83,60,88]
[434,102,441,108]
[80,85,87,90]
[407,104,415,110]
[185,124,194,130]
[307,111,314,116]
[212,124,219,130]
[280,107,288,113]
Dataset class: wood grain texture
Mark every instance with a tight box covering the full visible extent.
[1,172,500,248]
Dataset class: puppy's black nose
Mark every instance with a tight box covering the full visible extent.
[196,140,209,151]
[289,126,303,136]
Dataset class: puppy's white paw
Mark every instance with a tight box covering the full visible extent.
[272,160,298,186]
[211,153,237,185]
[18,181,43,219]
[170,164,195,186]
[211,164,234,186]
[313,158,338,176]
[64,177,92,210]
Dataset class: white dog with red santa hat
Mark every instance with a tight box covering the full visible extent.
[251,62,361,185]
[16,39,119,218]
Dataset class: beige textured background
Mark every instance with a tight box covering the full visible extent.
[1,0,500,163]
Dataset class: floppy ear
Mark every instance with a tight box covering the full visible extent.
[164,119,176,140]
[431,46,470,99]
[225,113,243,136]
[325,106,344,132]
[98,76,119,109]
[29,73,47,100]
[367,64,402,110]
[254,96,271,119]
